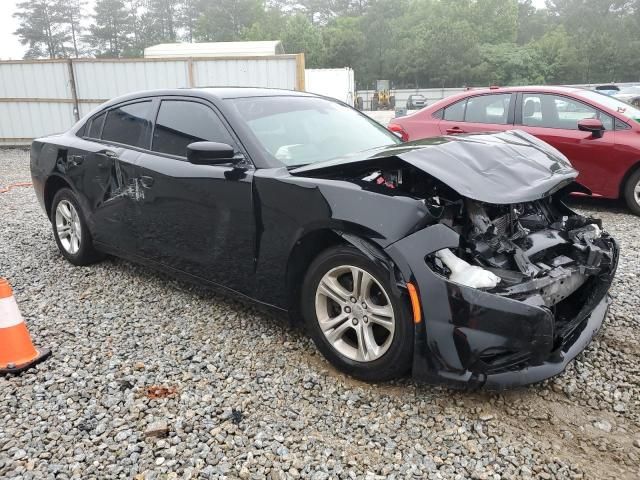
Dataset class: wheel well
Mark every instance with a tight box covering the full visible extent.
[286,229,346,322]
[619,161,640,199]
[44,176,72,218]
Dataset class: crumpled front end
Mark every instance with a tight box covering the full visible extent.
[385,192,618,389]
[291,131,618,388]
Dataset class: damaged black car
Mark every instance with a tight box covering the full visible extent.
[30,88,618,389]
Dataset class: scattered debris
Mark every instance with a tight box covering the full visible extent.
[143,385,178,399]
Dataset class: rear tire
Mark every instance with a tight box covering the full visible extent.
[623,169,640,215]
[51,188,104,265]
[301,245,413,382]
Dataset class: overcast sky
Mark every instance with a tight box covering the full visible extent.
[0,0,98,59]
[0,0,547,60]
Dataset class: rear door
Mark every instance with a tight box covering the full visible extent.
[133,97,256,292]
[515,92,616,193]
[438,93,515,135]
[75,99,156,254]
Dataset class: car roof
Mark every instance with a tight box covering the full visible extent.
[619,86,640,92]
[93,87,317,111]
[421,85,597,111]
[194,86,316,99]
[461,85,586,95]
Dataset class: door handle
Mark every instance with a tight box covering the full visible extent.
[99,149,118,159]
[446,126,467,134]
[139,175,155,189]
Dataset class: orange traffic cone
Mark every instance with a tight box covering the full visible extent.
[0,278,51,374]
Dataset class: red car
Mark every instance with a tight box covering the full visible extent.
[388,86,640,214]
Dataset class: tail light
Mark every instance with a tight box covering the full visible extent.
[387,123,409,142]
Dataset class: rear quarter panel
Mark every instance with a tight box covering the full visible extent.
[392,110,442,141]
[29,133,119,231]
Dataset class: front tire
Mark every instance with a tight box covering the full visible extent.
[623,169,640,215]
[51,188,104,265]
[301,245,413,382]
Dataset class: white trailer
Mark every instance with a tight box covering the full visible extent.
[305,68,355,105]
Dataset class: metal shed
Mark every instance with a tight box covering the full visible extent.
[144,41,285,59]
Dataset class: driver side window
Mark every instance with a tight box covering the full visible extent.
[152,100,234,158]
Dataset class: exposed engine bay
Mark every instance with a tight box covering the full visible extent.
[338,161,616,309]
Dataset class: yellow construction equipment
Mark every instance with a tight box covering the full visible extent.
[371,80,395,111]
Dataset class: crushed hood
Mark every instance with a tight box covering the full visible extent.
[291,130,579,204]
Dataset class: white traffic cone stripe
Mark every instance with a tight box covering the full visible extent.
[0,296,25,329]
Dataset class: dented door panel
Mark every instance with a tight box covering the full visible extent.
[81,145,142,253]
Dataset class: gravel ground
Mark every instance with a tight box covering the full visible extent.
[1,148,639,480]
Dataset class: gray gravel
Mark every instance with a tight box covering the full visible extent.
[1,148,639,479]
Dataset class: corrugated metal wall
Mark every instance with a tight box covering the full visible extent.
[74,60,191,99]
[0,61,76,144]
[0,55,303,146]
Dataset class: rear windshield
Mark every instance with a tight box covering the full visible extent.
[228,96,400,167]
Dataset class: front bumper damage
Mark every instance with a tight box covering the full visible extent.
[385,223,619,389]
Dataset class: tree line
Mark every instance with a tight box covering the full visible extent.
[13,0,640,89]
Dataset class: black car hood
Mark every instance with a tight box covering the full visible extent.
[291,130,579,204]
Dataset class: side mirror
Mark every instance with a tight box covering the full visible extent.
[578,118,605,138]
[186,142,237,165]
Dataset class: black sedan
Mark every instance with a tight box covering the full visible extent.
[30,88,618,389]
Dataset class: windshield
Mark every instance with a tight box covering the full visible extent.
[229,96,401,167]
[577,90,640,123]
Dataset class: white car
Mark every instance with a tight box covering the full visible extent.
[614,86,640,107]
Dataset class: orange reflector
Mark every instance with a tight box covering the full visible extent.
[407,282,422,324]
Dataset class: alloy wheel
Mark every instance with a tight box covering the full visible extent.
[315,265,395,362]
[55,200,82,255]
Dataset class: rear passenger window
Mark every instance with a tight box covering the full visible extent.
[464,94,512,124]
[102,101,153,148]
[152,100,234,157]
[87,112,106,139]
[443,100,466,121]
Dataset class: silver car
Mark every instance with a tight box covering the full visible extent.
[406,94,427,110]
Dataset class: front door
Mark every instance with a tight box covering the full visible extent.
[516,93,616,193]
[133,98,256,294]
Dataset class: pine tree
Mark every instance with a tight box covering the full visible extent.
[196,0,262,41]
[125,0,146,56]
[178,0,200,42]
[14,0,67,58]
[88,0,134,57]
[57,0,85,57]
[144,0,181,44]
